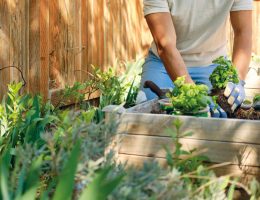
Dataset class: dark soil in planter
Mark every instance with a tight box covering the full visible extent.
[151,110,167,114]
[212,90,260,120]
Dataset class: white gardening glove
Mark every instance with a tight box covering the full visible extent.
[224,80,246,112]
[136,90,147,104]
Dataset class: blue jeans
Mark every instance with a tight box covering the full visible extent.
[140,50,218,100]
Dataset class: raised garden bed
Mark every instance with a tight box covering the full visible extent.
[105,99,260,183]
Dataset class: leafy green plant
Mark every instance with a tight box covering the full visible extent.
[0,145,43,200]
[124,79,139,108]
[80,166,124,200]
[110,118,260,200]
[253,94,260,103]
[59,58,144,122]
[167,76,210,115]
[2,82,260,200]
[209,56,239,90]
[244,99,252,105]
[164,119,208,172]
[0,83,57,153]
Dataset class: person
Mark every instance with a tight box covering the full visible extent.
[139,0,253,118]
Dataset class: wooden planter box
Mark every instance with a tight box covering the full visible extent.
[104,99,260,182]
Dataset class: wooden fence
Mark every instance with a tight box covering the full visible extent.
[0,0,260,101]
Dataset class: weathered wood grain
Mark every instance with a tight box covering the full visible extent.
[117,111,260,144]
[0,0,11,99]
[119,134,260,167]
[81,0,87,81]
[50,87,100,107]
[29,0,41,95]
[0,0,259,101]
[40,0,50,100]
[104,97,260,179]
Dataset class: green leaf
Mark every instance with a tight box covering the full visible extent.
[164,146,174,168]
[182,131,193,138]
[227,178,238,200]
[164,128,177,139]
[220,177,230,190]
[24,156,43,192]
[18,186,38,200]
[0,150,11,200]
[79,166,124,200]
[52,141,81,200]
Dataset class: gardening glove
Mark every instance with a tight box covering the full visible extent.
[224,80,246,112]
[136,90,147,104]
[209,98,227,118]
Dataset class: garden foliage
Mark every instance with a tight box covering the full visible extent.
[209,56,239,90]
[167,77,210,114]
[1,59,260,199]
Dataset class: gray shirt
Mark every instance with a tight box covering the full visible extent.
[143,0,253,67]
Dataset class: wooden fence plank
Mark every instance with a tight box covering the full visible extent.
[28,0,41,94]
[81,0,88,81]
[86,0,94,72]
[0,0,259,100]
[0,0,11,98]
[22,0,30,94]
[49,0,67,90]
[40,0,50,100]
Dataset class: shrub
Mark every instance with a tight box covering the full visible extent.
[1,83,260,200]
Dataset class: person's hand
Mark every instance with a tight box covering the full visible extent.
[209,97,227,118]
[224,80,246,112]
[184,76,195,84]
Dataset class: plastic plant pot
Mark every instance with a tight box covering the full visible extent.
[172,106,210,118]
[158,98,173,113]
[253,95,260,110]
[253,101,260,111]
[241,99,253,110]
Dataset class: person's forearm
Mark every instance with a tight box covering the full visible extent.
[157,45,193,84]
[145,13,193,84]
[232,32,252,81]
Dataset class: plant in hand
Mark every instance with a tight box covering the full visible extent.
[209,57,260,119]
[209,56,239,90]
[167,76,210,115]
[209,56,240,118]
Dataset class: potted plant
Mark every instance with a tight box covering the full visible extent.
[208,56,240,116]
[209,56,239,95]
[209,57,260,119]
[166,76,210,117]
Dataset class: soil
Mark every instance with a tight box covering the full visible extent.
[151,105,168,114]
[212,90,260,120]
[232,188,250,200]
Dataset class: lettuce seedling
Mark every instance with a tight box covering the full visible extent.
[209,56,239,90]
[167,77,210,114]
